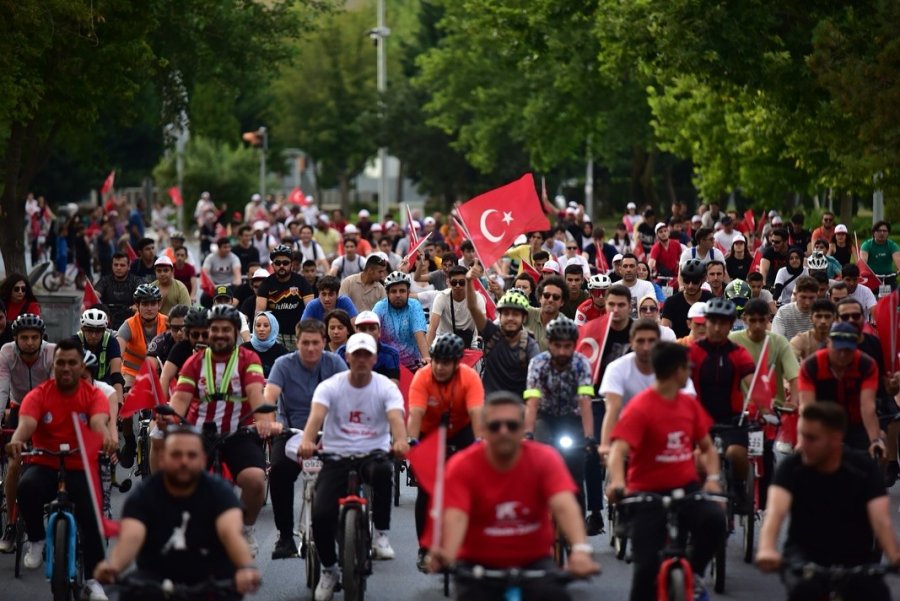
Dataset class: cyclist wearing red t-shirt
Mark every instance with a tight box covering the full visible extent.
[168,305,280,558]
[428,391,600,600]
[574,273,610,326]
[607,341,725,601]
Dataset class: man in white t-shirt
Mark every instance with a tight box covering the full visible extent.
[426,265,485,348]
[679,227,724,267]
[618,253,656,315]
[713,215,741,251]
[597,319,695,459]
[300,333,408,601]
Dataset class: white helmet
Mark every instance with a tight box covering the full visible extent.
[83,350,98,369]
[807,252,828,271]
[383,271,412,289]
[588,273,612,290]
[81,308,109,329]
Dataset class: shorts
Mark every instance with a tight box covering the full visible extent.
[216,430,266,477]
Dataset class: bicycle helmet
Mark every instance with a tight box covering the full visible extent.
[383,271,412,290]
[704,297,737,320]
[11,313,45,335]
[807,252,828,271]
[496,290,530,314]
[184,308,209,329]
[134,283,162,302]
[80,308,109,329]
[271,244,293,261]
[588,273,612,290]
[207,305,242,330]
[724,279,751,301]
[430,333,465,361]
[545,315,579,342]
[681,259,706,281]
[83,350,98,369]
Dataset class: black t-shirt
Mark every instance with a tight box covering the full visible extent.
[166,340,199,367]
[232,244,260,275]
[661,291,713,338]
[598,321,633,382]
[239,295,257,325]
[0,325,12,347]
[479,321,540,396]
[725,254,752,282]
[256,273,314,335]
[636,222,655,252]
[123,472,241,583]
[762,246,789,287]
[234,283,255,309]
[774,449,884,565]
[788,227,811,253]
[241,341,289,378]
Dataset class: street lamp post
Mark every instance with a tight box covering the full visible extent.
[259,126,268,200]
[372,0,390,223]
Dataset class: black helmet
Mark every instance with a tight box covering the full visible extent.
[184,308,209,329]
[681,259,706,281]
[134,283,162,302]
[429,333,465,361]
[704,297,737,320]
[11,313,45,335]
[207,305,241,330]
[270,244,293,261]
[545,315,579,342]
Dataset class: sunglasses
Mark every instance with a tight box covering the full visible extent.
[542,292,562,301]
[12,286,26,292]
[170,325,185,332]
[640,306,659,314]
[273,260,291,266]
[823,218,833,223]
[449,280,466,288]
[839,313,862,321]
[486,420,522,433]
[189,331,210,339]
[566,246,579,251]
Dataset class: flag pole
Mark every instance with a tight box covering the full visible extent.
[72,414,108,550]
[430,412,449,551]
[590,315,612,384]
[739,335,769,426]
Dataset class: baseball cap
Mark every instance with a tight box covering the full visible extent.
[355,311,380,326]
[768,210,779,218]
[154,256,173,268]
[200,191,210,200]
[385,220,397,229]
[424,217,436,226]
[214,285,233,299]
[612,253,624,263]
[371,223,383,232]
[583,214,592,223]
[358,209,370,219]
[772,216,783,225]
[829,322,859,350]
[626,202,637,210]
[542,260,561,274]
[688,301,707,323]
[253,220,268,231]
[834,224,848,234]
[732,233,746,244]
[251,268,269,280]
[654,222,668,234]
[344,224,359,234]
[346,332,378,355]
[251,193,262,202]
[691,214,702,223]
[170,231,185,240]
[565,207,577,215]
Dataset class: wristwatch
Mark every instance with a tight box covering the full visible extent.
[570,543,593,555]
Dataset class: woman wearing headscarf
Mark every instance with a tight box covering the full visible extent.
[242,311,288,377]
[773,247,808,305]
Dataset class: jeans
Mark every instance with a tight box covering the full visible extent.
[269,433,302,537]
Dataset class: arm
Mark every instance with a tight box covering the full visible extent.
[867,496,900,564]
[604,439,630,495]
[231,263,242,286]
[578,396,593,439]
[759,257,771,280]
[407,406,425,440]
[168,390,192,420]
[466,407,484,440]
[7,415,38,459]
[695,434,722,486]
[93,518,147,582]
[108,358,124,404]
[598,393,622,456]
[263,382,282,405]
[159,361,179,396]
[524,397,539,436]
[893,250,900,272]
[465,264,487,332]
[860,389,881,450]
[859,249,869,264]
[425,311,440,349]
[432,507,469,565]
[216,507,261,594]
[548,490,591,548]
[756,485,792,571]
[299,403,327,458]
[415,331,430,363]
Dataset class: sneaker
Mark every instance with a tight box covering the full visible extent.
[23,540,44,569]
[586,511,605,536]
[372,531,395,560]
[119,437,136,469]
[243,525,259,559]
[0,524,16,553]
[314,566,339,601]
[85,578,109,601]
[416,548,429,573]
[272,533,298,560]
[693,579,710,601]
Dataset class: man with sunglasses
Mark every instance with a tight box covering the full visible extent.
[760,228,791,288]
[525,276,568,352]
[662,259,713,339]
[859,221,900,291]
[426,265,484,348]
[428,391,600,598]
[256,244,315,349]
[841,264,878,316]
[146,304,190,372]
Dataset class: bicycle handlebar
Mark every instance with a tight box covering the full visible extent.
[780,561,898,580]
[450,564,577,585]
[111,576,238,598]
[21,446,81,458]
[617,489,729,508]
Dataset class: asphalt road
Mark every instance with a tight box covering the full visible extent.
[4,464,900,601]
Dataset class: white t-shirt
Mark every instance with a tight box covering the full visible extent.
[331,254,365,278]
[678,246,723,267]
[622,278,657,306]
[93,379,116,401]
[313,371,405,455]
[431,289,485,337]
[714,229,741,251]
[599,353,695,407]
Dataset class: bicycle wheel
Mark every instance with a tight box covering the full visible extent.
[341,508,365,601]
[137,433,150,481]
[392,458,401,507]
[666,565,686,601]
[712,539,726,594]
[304,533,321,590]
[742,469,756,564]
[51,517,70,601]
[14,515,25,578]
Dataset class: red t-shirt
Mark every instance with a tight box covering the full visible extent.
[574,298,605,326]
[19,379,110,470]
[650,240,683,278]
[444,441,576,567]
[611,388,712,492]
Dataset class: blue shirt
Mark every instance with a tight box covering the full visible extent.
[372,298,428,368]
[301,296,358,322]
[268,351,347,428]
[336,341,401,381]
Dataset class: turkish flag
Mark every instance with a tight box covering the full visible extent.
[748,248,763,274]
[875,291,899,373]
[521,259,542,283]
[743,209,756,234]
[632,241,646,263]
[288,187,307,206]
[472,278,496,321]
[456,174,550,268]
[595,247,609,274]
[398,364,414,415]
[81,280,100,313]
[120,358,165,418]
[124,241,138,263]
[576,312,611,383]
[856,259,881,293]
[200,269,215,298]
[100,170,115,197]
[167,187,183,207]
[71,414,120,539]
[745,336,774,413]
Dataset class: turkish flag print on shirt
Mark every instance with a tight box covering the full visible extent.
[456,174,550,267]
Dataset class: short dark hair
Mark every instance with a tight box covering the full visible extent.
[343,237,357,246]
[742,299,770,317]
[772,228,789,241]
[810,299,836,315]
[828,281,848,294]
[137,237,155,251]
[301,259,316,268]
[538,276,568,303]
[791,213,805,225]
[365,255,387,270]
[447,265,467,278]
[652,342,688,380]
[112,252,128,262]
[563,265,584,277]
[794,276,819,294]
[168,304,191,320]
[801,402,846,434]
[295,318,326,338]
[606,284,632,303]
[873,220,890,234]
[216,236,231,247]
[747,272,764,284]
[238,225,251,236]
[484,391,525,411]
[526,230,546,241]
[514,272,536,290]
[55,337,85,358]
[630,317,660,339]
[460,240,474,252]
[442,252,459,266]
[811,272,829,286]
[706,260,725,272]
[836,297,863,313]
[532,250,550,262]
[841,264,860,278]
[323,309,354,342]
[694,227,714,244]
[317,275,341,294]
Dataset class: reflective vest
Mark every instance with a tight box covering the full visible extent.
[121,313,167,377]
[77,329,114,381]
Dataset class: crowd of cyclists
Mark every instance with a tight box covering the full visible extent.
[2,190,900,601]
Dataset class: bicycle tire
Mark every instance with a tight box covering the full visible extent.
[341,508,365,601]
[713,539,726,594]
[51,517,70,601]
[392,458,401,507]
[666,565,686,601]
[742,468,756,564]
[305,534,320,590]
[14,515,25,578]
[42,272,61,293]
[137,433,150,481]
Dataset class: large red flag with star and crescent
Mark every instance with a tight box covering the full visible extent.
[456,174,551,268]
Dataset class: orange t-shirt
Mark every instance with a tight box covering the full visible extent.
[409,363,483,437]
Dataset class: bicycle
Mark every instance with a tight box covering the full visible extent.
[281,428,324,592]
[21,444,85,601]
[112,574,239,600]
[617,489,728,601]
[450,562,578,601]
[133,408,154,481]
[657,275,675,298]
[41,263,88,292]
[779,561,898,601]
[874,273,897,299]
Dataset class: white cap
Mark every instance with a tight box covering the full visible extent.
[514,234,527,245]
[371,223,383,232]
[251,193,262,202]
[424,217,436,226]
[541,260,561,274]
[772,216,783,225]
[371,251,389,263]
[565,207,577,215]
[583,214,592,223]
[612,253,624,263]
[834,224,848,234]
[732,233,746,244]
[344,224,359,234]
[253,220,268,231]
[768,210,779,218]
[355,311,380,326]
[567,255,588,267]
[318,215,330,224]
[305,195,314,204]
[251,268,269,280]
[385,220,397,229]
[626,202,637,210]
[358,209,370,218]
[691,214,702,223]
[346,332,378,355]
[154,256,173,268]
[654,222,668,234]
[688,301,707,322]
[200,191,211,199]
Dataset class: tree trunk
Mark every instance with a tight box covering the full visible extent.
[338,172,350,216]
[1,122,27,276]
[629,146,645,204]
[839,192,853,229]
[640,150,658,209]
[395,159,404,213]
[664,163,677,206]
